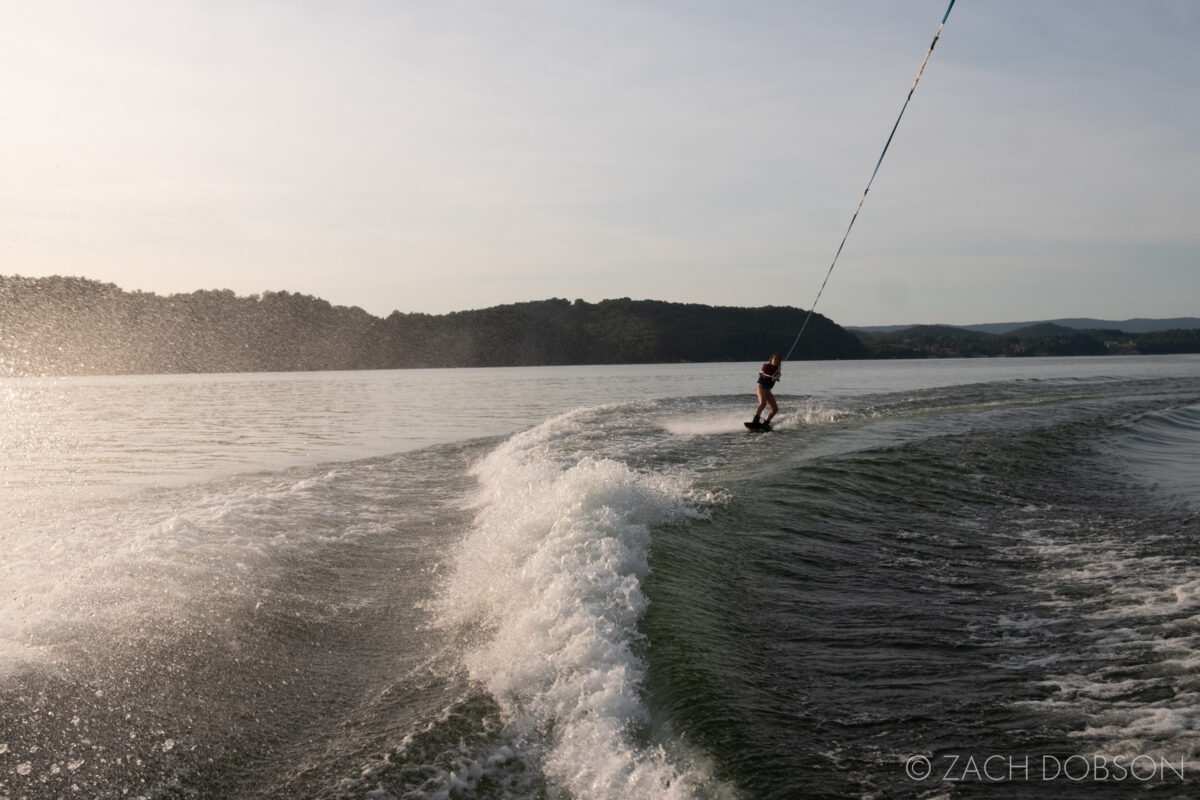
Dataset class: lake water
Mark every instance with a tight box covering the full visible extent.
[2,355,1199,799]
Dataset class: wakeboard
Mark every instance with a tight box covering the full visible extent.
[744,420,772,432]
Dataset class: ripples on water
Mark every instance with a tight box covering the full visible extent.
[1,356,1198,799]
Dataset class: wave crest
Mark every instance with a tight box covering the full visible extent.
[434,412,730,799]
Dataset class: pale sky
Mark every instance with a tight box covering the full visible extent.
[2,0,1197,326]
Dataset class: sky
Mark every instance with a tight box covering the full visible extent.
[2,0,1198,326]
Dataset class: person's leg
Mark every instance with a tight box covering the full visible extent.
[764,392,778,423]
[754,385,768,421]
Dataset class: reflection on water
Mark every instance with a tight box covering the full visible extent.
[2,356,1197,503]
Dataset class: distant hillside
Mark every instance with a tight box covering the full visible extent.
[0,275,866,376]
[855,321,1200,359]
[850,317,1200,335]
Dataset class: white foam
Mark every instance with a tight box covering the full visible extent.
[658,398,849,437]
[787,397,850,427]
[1008,511,1200,764]
[0,468,379,676]
[434,411,731,799]
[659,413,746,436]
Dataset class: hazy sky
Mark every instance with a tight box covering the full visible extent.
[3,0,1198,325]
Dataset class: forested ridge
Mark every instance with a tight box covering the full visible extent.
[1,276,865,376]
[4,276,1195,376]
[856,322,1200,359]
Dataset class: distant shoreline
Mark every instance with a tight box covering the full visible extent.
[852,322,1200,360]
[848,316,1200,335]
[3,275,1197,376]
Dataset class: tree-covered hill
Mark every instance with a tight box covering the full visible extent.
[856,321,1200,358]
[851,316,1200,335]
[0,276,866,376]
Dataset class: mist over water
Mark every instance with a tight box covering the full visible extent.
[2,356,1199,799]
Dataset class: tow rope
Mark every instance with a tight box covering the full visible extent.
[784,0,956,361]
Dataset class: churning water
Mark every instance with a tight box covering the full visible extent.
[2,356,1198,799]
